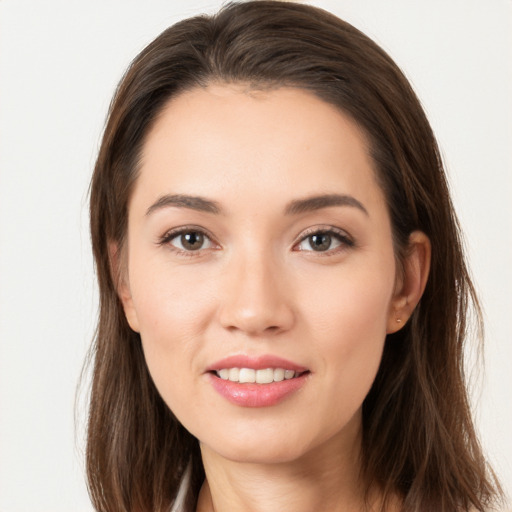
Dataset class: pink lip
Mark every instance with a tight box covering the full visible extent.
[205,354,310,408]
[207,372,309,408]
[206,354,308,373]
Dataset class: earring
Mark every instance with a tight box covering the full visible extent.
[396,318,402,324]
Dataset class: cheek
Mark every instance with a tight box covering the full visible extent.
[130,253,217,335]
[298,254,395,392]
[127,255,217,394]
[301,258,394,337]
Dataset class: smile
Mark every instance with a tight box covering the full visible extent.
[207,356,310,407]
[216,367,298,383]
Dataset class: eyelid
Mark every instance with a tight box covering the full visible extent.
[293,225,355,252]
[158,225,220,254]
[157,224,354,255]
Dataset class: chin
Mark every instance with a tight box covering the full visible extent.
[197,419,335,466]
[203,438,308,465]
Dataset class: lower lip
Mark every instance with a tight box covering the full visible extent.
[208,372,309,408]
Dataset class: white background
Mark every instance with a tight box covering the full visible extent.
[0,1,510,510]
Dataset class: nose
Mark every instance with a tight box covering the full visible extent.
[218,250,295,336]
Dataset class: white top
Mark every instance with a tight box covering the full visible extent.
[170,463,192,512]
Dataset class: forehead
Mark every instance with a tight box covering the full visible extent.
[134,84,386,215]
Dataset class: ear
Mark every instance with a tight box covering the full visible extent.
[387,231,431,334]
[109,241,140,333]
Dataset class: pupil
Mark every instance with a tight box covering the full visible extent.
[182,232,203,250]
[310,233,331,251]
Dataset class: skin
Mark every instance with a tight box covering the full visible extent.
[117,84,430,512]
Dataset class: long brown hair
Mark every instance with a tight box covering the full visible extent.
[86,2,502,511]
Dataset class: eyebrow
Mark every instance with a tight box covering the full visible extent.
[145,192,368,217]
[146,194,222,216]
[285,194,368,216]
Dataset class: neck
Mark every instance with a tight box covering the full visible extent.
[196,413,385,512]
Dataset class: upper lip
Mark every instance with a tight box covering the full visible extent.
[206,354,308,373]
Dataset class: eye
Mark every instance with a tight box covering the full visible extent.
[160,228,215,253]
[295,229,353,253]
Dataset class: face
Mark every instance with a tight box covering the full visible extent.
[119,84,410,465]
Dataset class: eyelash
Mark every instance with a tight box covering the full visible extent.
[294,227,355,255]
[157,225,355,257]
[157,226,218,257]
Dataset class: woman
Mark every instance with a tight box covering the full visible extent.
[86,1,502,511]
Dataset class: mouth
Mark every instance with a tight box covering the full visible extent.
[213,367,307,384]
[206,355,310,407]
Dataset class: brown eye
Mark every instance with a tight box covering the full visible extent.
[180,231,204,250]
[308,233,332,251]
[166,230,214,252]
[296,229,353,253]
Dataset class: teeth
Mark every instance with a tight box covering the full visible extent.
[216,367,298,383]
[284,369,295,380]
[239,368,256,383]
[256,368,273,384]
[273,368,285,382]
[228,368,240,381]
